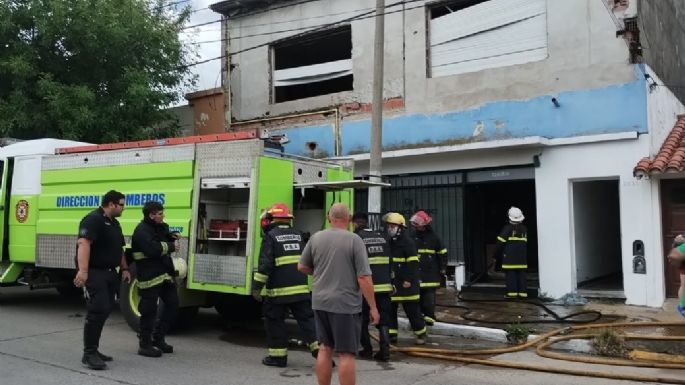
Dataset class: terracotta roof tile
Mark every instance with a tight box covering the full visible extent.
[635,115,685,177]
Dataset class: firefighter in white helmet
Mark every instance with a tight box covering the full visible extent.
[494,207,529,299]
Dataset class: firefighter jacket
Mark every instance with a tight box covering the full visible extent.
[131,219,177,289]
[413,228,448,288]
[253,225,309,304]
[390,230,420,302]
[355,228,393,294]
[494,223,528,270]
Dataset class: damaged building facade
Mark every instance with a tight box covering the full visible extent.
[210,0,685,307]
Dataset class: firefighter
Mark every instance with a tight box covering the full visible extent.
[352,212,393,362]
[494,207,528,299]
[130,201,180,357]
[385,212,427,345]
[252,203,319,368]
[410,210,448,326]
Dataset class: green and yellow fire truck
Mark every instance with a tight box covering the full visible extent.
[0,131,382,330]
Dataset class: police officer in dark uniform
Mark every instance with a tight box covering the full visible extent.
[410,210,448,326]
[130,201,180,357]
[353,212,393,362]
[252,203,319,368]
[74,190,130,370]
[384,213,427,345]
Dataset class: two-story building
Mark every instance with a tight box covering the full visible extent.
[209,0,685,307]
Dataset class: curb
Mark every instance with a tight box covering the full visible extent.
[397,317,593,354]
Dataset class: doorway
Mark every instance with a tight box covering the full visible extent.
[572,179,623,293]
[464,180,538,286]
[661,179,685,297]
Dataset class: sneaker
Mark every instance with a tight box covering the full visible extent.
[82,353,107,370]
[96,351,113,362]
[677,305,685,318]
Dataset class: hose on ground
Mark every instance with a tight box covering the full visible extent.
[382,321,685,384]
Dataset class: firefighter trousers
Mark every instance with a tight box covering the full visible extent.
[505,269,527,297]
[83,269,119,354]
[263,299,318,357]
[139,281,179,339]
[361,293,392,350]
[419,288,437,323]
[389,300,427,338]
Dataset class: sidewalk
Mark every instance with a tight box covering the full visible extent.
[395,289,685,353]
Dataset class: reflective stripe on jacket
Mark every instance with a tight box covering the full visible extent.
[253,225,309,304]
[413,228,447,287]
[356,228,393,293]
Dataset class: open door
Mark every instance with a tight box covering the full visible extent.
[0,159,16,283]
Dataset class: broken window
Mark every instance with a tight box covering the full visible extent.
[427,0,548,78]
[272,26,353,103]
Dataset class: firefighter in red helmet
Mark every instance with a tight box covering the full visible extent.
[410,210,448,326]
[252,203,319,367]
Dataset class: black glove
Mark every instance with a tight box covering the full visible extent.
[251,284,263,302]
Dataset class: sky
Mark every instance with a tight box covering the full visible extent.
[177,0,223,100]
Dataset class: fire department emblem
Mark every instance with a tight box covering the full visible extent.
[15,200,29,223]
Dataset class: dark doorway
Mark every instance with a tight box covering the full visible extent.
[661,179,685,297]
[572,180,623,293]
[464,180,538,286]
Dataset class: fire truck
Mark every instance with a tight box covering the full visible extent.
[0,131,383,330]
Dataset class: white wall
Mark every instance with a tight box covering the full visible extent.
[646,65,685,155]
[227,0,636,120]
[535,135,664,306]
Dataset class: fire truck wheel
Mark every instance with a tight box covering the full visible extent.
[120,268,142,332]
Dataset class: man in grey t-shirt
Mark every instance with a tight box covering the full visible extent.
[299,203,379,385]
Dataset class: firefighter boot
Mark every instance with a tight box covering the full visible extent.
[373,326,391,362]
[262,356,287,368]
[359,325,373,359]
[138,335,162,358]
[96,351,113,362]
[152,333,173,354]
[82,353,107,370]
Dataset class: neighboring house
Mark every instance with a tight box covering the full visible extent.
[185,88,226,136]
[210,0,685,307]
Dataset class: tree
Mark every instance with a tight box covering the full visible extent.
[0,0,197,143]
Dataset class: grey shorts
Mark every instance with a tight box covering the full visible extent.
[314,310,361,354]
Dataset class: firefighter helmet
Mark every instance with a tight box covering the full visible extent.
[383,212,406,227]
[410,210,432,227]
[172,257,188,279]
[508,206,525,223]
[267,203,293,219]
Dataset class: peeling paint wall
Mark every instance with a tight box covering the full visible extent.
[272,75,648,157]
[646,65,685,156]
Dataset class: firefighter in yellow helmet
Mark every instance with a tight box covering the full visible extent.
[252,203,319,367]
[384,212,427,345]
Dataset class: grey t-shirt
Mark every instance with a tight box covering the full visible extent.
[300,228,372,314]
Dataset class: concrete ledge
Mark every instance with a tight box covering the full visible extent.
[397,317,593,353]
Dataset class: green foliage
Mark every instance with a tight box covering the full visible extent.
[592,329,629,358]
[0,0,197,143]
[504,315,530,345]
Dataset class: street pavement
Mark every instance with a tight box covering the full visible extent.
[0,286,676,385]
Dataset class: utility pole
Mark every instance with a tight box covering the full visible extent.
[368,0,385,220]
[222,15,232,131]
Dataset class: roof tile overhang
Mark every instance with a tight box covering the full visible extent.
[210,0,292,18]
[634,115,685,178]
